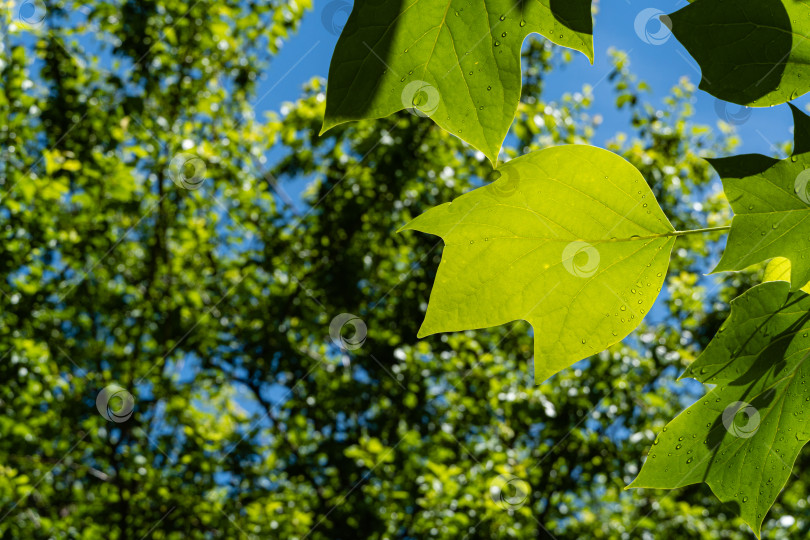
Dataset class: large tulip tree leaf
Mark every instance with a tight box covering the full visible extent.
[321,0,594,164]
[629,281,810,538]
[399,145,675,383]
[711,104,810,288]
[668,0,810,106]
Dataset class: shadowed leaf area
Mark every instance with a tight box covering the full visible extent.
[711,105,810,287]
[631,281,810,538]
[669,0,810,106]
[322,0,593,163]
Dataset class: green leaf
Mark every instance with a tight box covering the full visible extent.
[321,0,594,164]
[764,257,810,294]
[669,0,810,106]
[629,281,810,538]
[399,145,674,382]
[711,104,810,288]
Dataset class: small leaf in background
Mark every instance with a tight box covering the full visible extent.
[629,281,810,538]
[669,0,810,106]
[321,0,594,164]
[400,145,674,383]
[711,104,810,288]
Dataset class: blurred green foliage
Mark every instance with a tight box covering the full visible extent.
[1,1,808,538]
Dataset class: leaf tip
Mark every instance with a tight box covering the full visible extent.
[583,46,595,66]
[533,362,559,386]
[788,101,810,122]
[397,213,432,235]
[703,156,719,169]
[789,102,810,155]
[744,520,763,540]
[319,115,341,137]
[415,322,435,340]
[482,146,501,168]
[708,256,732,276]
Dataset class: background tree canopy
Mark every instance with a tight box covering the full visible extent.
[1,0,809,538]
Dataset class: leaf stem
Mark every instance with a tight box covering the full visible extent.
[589,226,731,243]
[667,226,731,238]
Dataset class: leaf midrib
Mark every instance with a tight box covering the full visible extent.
[444,230,684,246]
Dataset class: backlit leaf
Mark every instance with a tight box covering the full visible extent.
[400,145,674,382]
[763,257,810,294]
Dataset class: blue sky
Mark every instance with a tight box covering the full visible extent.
[258,0,810,160]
